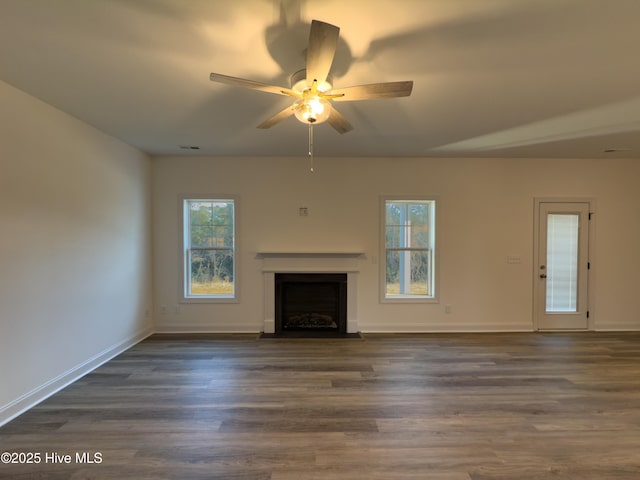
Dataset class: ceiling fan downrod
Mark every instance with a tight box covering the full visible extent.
[308,123,315,173]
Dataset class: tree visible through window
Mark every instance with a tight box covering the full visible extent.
[183,199,235,298]
[384,199,435,299]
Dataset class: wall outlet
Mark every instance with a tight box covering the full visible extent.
[299,207,308,216]
[160,305,167,314]
[174,305,180,314]
[445,304,452,314]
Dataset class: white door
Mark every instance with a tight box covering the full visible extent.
[535,201,590,330]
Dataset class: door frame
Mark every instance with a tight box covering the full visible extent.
[533,197,595,331]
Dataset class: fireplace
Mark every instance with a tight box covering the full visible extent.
[275,273,347,335]
[258,251,362,334]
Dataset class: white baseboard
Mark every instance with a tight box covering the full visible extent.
[156,322,537,334]
[360,323,534,333]
[0,327,153,427]
[154,323,261,334]
[594,323,640,331]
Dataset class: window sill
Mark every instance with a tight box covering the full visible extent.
[180,296,239,304]
[381,296,438,304]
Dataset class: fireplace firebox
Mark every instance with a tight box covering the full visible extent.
[275,273,347,336]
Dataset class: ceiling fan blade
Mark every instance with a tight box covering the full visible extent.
[257,105,296,129]
[327,107,353,134]
[210,73,298,97]
[331,81,413,101]
[306,20,340,86]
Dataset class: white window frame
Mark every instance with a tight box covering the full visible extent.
[180,195,238,303]
[380,196,439,304]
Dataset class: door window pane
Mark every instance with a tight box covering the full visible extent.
[546,214,578,312]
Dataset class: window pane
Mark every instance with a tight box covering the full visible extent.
[212,226,234,248]
[191,227,234,248]
[384,199,434,299]
[410,223,429,248]
[546,214,578,312]
[385,225,403,248]
[385,202,430,249]
[189,201,233,223]
[190,226,214,247]
[184,198,235,299]
[189,249,234,296]
[190,202,213,226]
[386,250,430,296]
[409,203,429,224]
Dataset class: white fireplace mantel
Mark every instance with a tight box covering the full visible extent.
[257,251,364,273]
[258,251,363,333]
[257,251,364,257]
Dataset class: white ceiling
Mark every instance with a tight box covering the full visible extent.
[2,0,640,158]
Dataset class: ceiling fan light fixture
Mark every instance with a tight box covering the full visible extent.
[294,95,331,124]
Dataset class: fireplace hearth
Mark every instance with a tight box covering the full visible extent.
[275,273,347,337]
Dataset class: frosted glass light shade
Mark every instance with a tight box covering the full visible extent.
[294,96,331,124]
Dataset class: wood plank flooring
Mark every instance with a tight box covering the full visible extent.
[2,332,640,479]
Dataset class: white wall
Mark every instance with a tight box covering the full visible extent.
[0,81,153,425]
[152,155,640,333]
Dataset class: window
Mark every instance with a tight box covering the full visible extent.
[382,198,436,302]
[546,213,579,312]
[182,198,236,301]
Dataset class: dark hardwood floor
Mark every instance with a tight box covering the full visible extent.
[2,332,640,479]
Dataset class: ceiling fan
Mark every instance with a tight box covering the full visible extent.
[209,20,413,134]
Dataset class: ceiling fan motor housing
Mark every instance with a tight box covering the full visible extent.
[290,68,333,93]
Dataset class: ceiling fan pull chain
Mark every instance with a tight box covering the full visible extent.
[308,124,315,173]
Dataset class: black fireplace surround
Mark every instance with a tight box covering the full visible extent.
[275,273,347,336]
